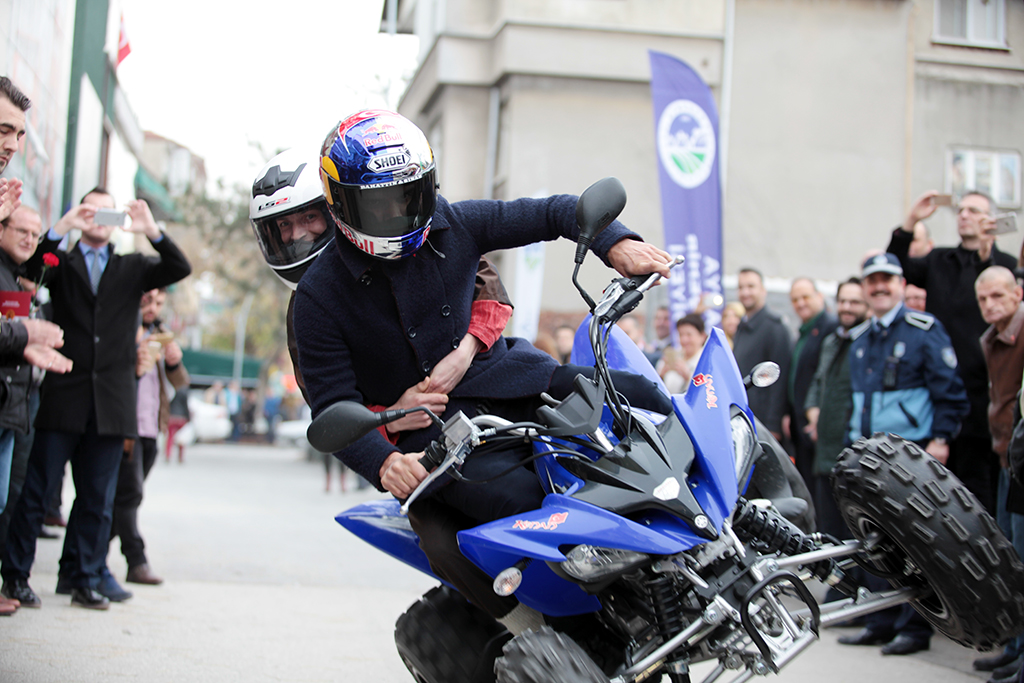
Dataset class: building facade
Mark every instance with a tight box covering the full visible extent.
[385,0,1024,323]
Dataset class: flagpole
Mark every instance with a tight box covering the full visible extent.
[719,0,735,202]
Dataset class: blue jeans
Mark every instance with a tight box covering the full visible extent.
[997,468,1024,656]
[0,428,16,514]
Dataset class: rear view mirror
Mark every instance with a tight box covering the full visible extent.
[574,177,627,264]
[307,401,382,453]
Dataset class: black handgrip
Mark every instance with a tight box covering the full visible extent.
[418,440,446,471]
[600,290,644,324]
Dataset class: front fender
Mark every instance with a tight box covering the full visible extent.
[457,494,695,570]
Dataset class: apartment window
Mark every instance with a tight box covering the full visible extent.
[946,147,1021,209]
[934,0,1006,48]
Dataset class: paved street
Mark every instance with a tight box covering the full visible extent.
[0,442,992,683]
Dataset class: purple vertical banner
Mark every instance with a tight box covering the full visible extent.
[649,50,723,332]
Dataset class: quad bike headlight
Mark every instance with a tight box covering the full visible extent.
[561,544,650,581]
[731,412,757,482]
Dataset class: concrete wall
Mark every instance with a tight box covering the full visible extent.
[397,0,1024,328]
[0,0,75,226]
[909,0,1024,261]
[726,0,911,282]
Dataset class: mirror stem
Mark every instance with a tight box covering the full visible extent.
[572,263,597,312]
[377,406,445,431]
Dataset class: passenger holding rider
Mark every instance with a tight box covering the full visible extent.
[249,148,513,421]
[292,109,673,632]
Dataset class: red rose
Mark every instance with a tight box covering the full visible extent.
[42,253,59,268]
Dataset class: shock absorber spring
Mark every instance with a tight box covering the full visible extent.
[732,498,857,596]
[648,573,685,643]
[647,573,691,682]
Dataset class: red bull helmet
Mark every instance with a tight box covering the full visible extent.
[319,110,436,260]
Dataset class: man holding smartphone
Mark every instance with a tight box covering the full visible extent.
[887,189,1017,514]
[1,189,191,610]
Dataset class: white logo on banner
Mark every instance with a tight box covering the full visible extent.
[657,100,716,189]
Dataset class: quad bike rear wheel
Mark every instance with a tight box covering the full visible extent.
[832,433,1024,649]
[495,626,610,683]
[395,585,511,683]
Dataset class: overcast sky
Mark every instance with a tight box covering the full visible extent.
[117,0,419,192]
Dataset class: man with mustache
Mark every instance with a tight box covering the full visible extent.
[838,253,969,655]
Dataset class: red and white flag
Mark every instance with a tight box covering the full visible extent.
[117,13,131,66]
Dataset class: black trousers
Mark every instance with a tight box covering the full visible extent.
[0,389,39,560]
[1,410,123,589]
[946,433,999,515]
[405,365,671,620]
[112,436,158,569]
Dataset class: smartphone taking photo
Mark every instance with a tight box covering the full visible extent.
[933,194,953,207]
[990,213,1018,235]
[93,208,127,227]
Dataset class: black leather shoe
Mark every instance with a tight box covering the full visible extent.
[1,579,40,608]
[837,628,895,646]
[70,587,109,610]
[975,651,1021,672]
[991,657,1024,681]
[881,634,930,655]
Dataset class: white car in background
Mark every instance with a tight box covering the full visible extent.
[174,393,232,445]
[276,404,312,447]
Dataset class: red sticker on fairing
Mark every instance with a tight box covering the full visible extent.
[512,512,568,531]
[691,373,718,409]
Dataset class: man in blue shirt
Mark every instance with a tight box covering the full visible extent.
[839,252,969,655]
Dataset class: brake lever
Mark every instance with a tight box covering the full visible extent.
[399,411,480,515]
[595,256,684,324]
[400,449,463,515]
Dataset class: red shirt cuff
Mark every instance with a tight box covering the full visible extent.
[468,301,512,351]
[366,404,399,445]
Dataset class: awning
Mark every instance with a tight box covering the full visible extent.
[134,165,182,222]
[181,348,262,388]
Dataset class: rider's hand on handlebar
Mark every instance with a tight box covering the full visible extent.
[607,239,673,281]
[380,451,429,499]
[385,379,449,434]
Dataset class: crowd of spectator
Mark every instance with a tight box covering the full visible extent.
[0,77,192,616]
[576,188,1023,679]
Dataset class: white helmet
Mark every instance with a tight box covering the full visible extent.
[250,149,335,290]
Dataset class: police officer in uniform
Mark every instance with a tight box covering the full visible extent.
[838,252,969,655]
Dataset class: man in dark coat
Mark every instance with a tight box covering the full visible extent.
[0,206,74,515]
[732,267,792,440]
[295,110,672,634]
[787,277,838,485]
[0,189,191,610]
[887,189,1016,513]
[803,277,867,536]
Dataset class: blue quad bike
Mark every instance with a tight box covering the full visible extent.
[308,178,1024,683]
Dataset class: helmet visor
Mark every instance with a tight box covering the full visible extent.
[329,168,436,238]
[252,200,334,268]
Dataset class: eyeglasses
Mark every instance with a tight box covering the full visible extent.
[8,226,41,241]
[957,205,988,216]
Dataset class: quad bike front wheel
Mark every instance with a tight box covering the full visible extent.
[494,626,610,683]
[395,585,511,683]
[832,432,1024,649]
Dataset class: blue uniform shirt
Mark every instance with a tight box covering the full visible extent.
[848,303,968,445]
